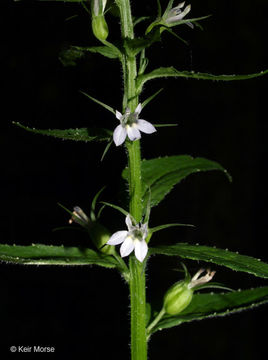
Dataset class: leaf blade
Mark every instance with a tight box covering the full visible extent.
[0,244,117,268]
[122,155,231,210]
[59,46,119,66]
[73,45,119,59]
[150,243,268,278]
[13,122,111,142]
[137,67,268,91]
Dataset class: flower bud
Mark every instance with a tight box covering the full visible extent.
[163,280,193,315]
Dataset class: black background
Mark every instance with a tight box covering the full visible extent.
[1,0,268,358]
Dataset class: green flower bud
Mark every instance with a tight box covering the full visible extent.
[163,280,193,315]
[92,15,109,41]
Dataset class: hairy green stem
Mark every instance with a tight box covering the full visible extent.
[129,256,147,360]
[118,1,147,359]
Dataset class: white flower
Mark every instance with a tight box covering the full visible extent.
[187,268,216,289]
[164,2,193,28]
[106,214,149,262]
[113,103,157,146]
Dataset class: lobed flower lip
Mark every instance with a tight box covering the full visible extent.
[69,206,90,227]
[93,0,107,16]
[106,214,149,262]
[163,2,193,28]
[113,103,156,146]
[188,268,216,289]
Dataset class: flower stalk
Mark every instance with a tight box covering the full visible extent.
[117,0,147,359]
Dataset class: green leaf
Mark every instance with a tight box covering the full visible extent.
[75,45,119,59]
[151,287,268,333]
[59,47,84,67]
[136,67,268,92]
[122,155,231,209]
[150,243,268,279]
[0,244,117,268]
[59,46,119,66]
[13,122,111,142]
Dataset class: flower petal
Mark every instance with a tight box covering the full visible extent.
[186,21,194,29]
[120,236,135,258]
[107,230,128,245]
[166,4,191,23]
[175,4,191,20]
[134,239,148,262]
[116,110,123,120]
[137,120,157,134]
[174,2,185,10]
[126,125,141,141]
[135,103,142,115]
[125,214,135,231]
[141,222,149,240]
[113,124,127,146]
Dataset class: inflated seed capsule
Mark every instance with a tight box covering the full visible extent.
[163,268,216,316]
[69,206,115,255]
[163,280,193,315]
[88,221,115,255]
[91,0,109,41]
[92,15,109,41]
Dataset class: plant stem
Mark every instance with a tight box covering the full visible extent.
[118,1,147,359]
[129,257,147,360]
